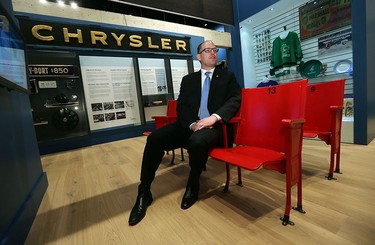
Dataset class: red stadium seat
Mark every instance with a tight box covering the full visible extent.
[303,79,345,180]
[209,79,308,226]
[143,100,184,164]
[151,99,178,129]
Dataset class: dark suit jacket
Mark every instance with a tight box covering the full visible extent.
[177,68,242,128]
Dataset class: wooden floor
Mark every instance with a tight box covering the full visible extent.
[25,137,375,245]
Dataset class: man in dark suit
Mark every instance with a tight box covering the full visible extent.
[128,40,242,226]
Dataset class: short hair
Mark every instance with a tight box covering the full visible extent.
[197,40,215,53]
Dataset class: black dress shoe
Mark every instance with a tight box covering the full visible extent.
[181,186,198,210]
[128,192,153,226]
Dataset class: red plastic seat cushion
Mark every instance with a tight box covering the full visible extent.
[210,145,286,171]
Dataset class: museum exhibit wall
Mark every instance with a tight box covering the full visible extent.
[11,0,375,151]
[11,0,236,154]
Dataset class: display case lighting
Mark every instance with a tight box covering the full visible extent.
[70,1,78,9]
[57,0,65,7]
[40,0,78,9]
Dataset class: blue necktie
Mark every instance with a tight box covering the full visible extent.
[199,71,211,119]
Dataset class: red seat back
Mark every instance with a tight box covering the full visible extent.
[153,100,177,129]
[166,100,177,117]
[304,79,345,132]
[235,79,308,153]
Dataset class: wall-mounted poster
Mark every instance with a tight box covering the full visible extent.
[254,29,271,64]
[138,58,168,95]
[170,59,189,99]
[79,56,141,131]
[343,97,354,120]
[318,28,352,56]
[299,0,351,40]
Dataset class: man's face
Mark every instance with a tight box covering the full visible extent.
[197,41,218,70]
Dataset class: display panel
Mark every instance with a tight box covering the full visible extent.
[138,58,168,96]
[170,59,188,99]
[79,56,141,131]
[0,5,28,93]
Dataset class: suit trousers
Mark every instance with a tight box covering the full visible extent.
[140,121,221,191]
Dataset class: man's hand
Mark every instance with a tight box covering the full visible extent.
[191,115,218,132]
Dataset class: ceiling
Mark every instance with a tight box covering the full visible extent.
[46,0,223,30]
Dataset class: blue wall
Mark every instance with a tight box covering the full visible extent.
[352,0,375,144]
[0,1,48,244]
[225,0,244,88]
[236,0,280,22]
[226,0,280,88]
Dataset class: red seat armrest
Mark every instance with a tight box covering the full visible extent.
[281,118,305,128]
[217,117,241,148]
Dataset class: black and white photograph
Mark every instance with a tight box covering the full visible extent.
[114,100,125,109]
[91,102,103,111]
[116,111,126,119]
[93,114,104,123]
[105,112,116,121]
[103,102,114,110]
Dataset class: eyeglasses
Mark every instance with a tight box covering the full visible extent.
[199,48,219,54]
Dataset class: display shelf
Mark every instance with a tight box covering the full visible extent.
[307,73,352,84]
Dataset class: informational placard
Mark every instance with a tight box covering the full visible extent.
[138,58,168,95]
[299,0,351,40]
[318,28,352,56]
[170,59,188,99]
[79,56,141,131]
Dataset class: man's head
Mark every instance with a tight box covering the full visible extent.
[196,40,219,70]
